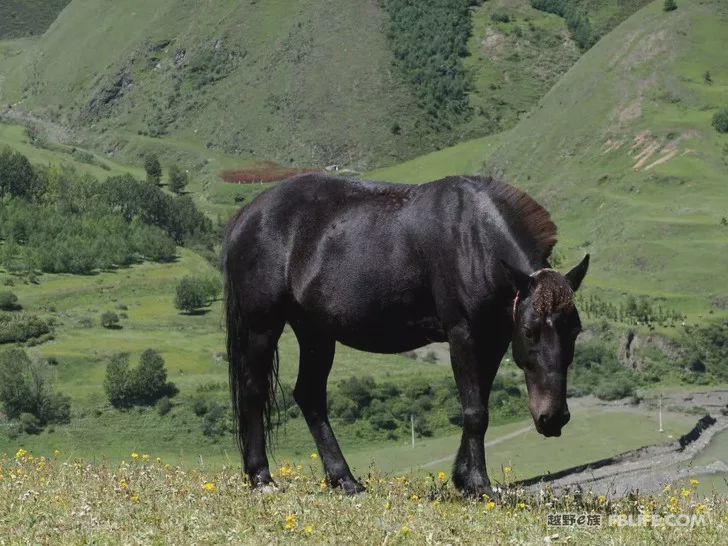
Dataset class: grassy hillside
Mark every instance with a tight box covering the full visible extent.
[376,0,728,321]
[0,0,435,170]
[2,451,725,544]
[0,0,654,173]
[0,0,70,39]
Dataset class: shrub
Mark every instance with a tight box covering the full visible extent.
[0,312,51,343]
[594,375,635,401]
[491,11,511,23]
[104,350,177,408]
[202,403,229,439]
[174,276,221,313]
[0,348,71,428]
[133,349,178,405]
[0,291,19,311]
[144,154,162,185]
[192,396,210,416]
[663,0,677,12]
[712,108,728,134]
[20,412,43,434]
[100,311,120,329]
[168,165,189,194]
[157,396,173,416]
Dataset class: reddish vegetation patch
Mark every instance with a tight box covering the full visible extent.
[220,161,319,184]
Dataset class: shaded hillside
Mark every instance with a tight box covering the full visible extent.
[0,0,655,170]
[0,0,70,39]
[487,0,728,312]
[375,0,728,316]
[0,0,433,169]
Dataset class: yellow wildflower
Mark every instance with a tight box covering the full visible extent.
[517,502,527,510]
[130,495,139,503]
[681,488,692,498]
[131,452,139,461]
[304,525,314,536]
[15,448,28,460]
[285,514,297,530]
[385,501,392,510]
[310,452,318,460]
[119,479,129,491]
[401,526,410,536]
[203,482,217,493]
[319,479,328,492]
[437,471,447,483]
[156,457,162,464]
[142,454,150,462]
[598,495,607,505]
[485,501,496,511]
[503,466,512,474]
[278,463,293,478]
[695,504,707,515]
[410,494,419,502]
[53,449,61,458]
[690,479,699,488]
[663,484,672,494]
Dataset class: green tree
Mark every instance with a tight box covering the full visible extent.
[133,349,177,405]
[101,311,120,329]
[104,353,134,408]
[0,147,43,201]
[0,291,19,311]
[0,348,71,426]
[168,164,189,194]
[104,350,177,408]
[663,0,677,12]
[712,108,728,134]
[144,153,162,185]
[174,276,213,313]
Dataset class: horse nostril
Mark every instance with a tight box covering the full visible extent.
[537,414,549,428]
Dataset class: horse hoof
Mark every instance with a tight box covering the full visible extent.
[339,478,366,495]
[462,484,499,502]
[254,483,280,494]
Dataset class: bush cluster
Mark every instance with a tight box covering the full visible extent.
[0,348,71,433]
[174,275,222,313]
[568,342,639,400]
[326,373,526,440]
[712,108,728,134]
[0,147,213,275]
[382,0,479,128]
[104,350,178,408]
[0,312,51,344]
[530,0,594,49]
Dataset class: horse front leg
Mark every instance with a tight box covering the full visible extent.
[448,323,502,500]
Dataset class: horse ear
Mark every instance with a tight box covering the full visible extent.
[565,254,590,291]
[500,260,532,294]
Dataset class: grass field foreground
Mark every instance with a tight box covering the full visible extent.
[0,450,726,544]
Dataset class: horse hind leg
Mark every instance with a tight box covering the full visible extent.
[229,320,284,488]
[293,330,363,494]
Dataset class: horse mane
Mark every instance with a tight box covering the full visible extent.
[467,176,558,260]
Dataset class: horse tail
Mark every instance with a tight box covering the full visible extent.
[224,225,282,460]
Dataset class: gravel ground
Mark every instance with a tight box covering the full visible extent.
[521,390,728,496]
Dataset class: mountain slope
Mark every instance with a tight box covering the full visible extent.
[0,0,71,39]
[375,0,728,316]
[0,0,649,171]
[1,0,435,169]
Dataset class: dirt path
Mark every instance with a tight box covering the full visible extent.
[518,390,728,496]
[414,424,534,472]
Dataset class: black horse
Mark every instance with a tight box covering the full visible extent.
[223,174,589,498]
